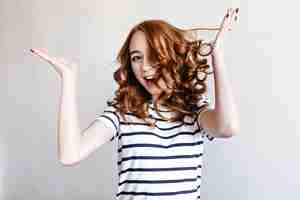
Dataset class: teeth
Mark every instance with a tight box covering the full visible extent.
[144,69,156,79]
[144,75,154,80]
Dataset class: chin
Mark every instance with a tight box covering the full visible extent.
[141,79,162,95]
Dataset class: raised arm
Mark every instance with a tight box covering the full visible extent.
[29,48,115,167]
[197,7,240,138]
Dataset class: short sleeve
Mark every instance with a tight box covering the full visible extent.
[95,100,121,142]
[196,93,215,142]
[196,116,215,142]
[202,129,215,141]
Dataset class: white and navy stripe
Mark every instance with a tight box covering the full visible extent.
[96,100,215,200]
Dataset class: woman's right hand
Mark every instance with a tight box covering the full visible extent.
[29,48,79,82]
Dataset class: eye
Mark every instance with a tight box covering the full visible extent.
[131,55,142,62]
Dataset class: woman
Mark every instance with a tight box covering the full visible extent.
[29,7,240,200]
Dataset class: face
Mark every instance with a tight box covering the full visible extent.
[129,31,167,100]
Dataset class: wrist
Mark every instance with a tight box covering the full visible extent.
[62,72,77,83]
[212,46,224,57]
[62,74,77,90]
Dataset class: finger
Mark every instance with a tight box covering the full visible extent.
[222,8,230,29]
[214,13,227,45]
[234,14,239,21]
[228,8,234,31]
[30,48,53,62]
[234,8,239,21]
[231,8,237,22]
[213,8,232,47]
[38,48,49,54]
[230,8,234,18]
[227,7,238,31]
[225,8,230,18]
[31,48,49,55]
[230,7,239,30]
[30,48,57,65]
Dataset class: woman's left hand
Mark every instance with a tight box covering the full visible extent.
[212,7,240,50]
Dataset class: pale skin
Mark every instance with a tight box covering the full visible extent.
[29,7,239,166]
[129,31,169,102]
[198,7,240,137]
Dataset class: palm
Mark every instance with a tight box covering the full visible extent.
[30,48,78,79]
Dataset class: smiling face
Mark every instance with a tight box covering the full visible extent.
[129,30,167,101]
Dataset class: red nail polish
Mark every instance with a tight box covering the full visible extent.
[226,13,229,18]
[235,8,239,13]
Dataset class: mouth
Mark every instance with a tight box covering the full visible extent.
[144,77,155,88]
[144,79,152,87]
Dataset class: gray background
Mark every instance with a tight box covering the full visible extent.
[1,0,299,199]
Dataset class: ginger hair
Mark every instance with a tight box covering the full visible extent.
[109,19,212,127]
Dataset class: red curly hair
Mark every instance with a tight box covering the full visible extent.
[108,19,212,127]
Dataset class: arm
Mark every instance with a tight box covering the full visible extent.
[29,48,114,167]
[58,76,115,167]
[198,47,240,138]
[57,76,81,165]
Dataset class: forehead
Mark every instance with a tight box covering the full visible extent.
[129,31,149,53]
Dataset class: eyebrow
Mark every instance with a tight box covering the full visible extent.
[129,50,143,56]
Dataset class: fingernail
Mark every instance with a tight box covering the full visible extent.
[235,8,239,13]
[30,49,34,53]
[226,13,229,18]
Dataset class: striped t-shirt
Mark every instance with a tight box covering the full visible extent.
[95,99,215,200]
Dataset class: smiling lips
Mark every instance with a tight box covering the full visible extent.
[144,78,153,87]
[144,74,155,80]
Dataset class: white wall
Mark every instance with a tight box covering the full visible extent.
[1,0,299,199]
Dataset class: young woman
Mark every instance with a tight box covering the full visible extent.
[30,7,240,200]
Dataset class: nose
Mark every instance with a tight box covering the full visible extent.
[143,62,159,71]
[143,63,159,79]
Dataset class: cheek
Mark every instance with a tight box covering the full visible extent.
[132,65,142,79]
[131,65,146,85]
